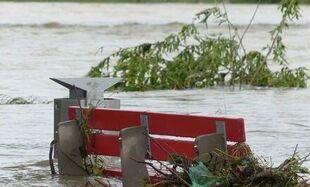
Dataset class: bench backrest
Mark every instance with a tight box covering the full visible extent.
[68,107,246,161]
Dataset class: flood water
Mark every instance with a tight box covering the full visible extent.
[0,2,309,186]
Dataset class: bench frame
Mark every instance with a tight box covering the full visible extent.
[68,106,246,186]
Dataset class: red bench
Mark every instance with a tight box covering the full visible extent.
[68,106,246,186]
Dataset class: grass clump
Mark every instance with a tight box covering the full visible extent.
[88,0,309,91]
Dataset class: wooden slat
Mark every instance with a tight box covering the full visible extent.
[68,107,246,142]
[86,134,120,157]
[68,107,142,131]
[146,112,245,142]
[85,134,194,161]
[86,134,236,161]
[150,138,196,161]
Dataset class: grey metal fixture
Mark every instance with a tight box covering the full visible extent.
[51,77,121,107]
[50,77,121,160]
[194,121,227,163]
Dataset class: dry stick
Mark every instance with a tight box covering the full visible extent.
[293,144,299,157]
[151,179,178,187]
[238,2,260,89]
[223,1,260,88]
[151,138,172,157]
[278,145,302,171]
[278,145,299,170]
[130,157,171,178]
[95,46,104,55]
[146,133,192,175]
[221,1,250,88]
[154,159,191,186]
[279,159,297,171]
[221,1,236,88]
[300,153,310,165]
[94,178,110,187]
[239,2,260,48]
[221,1,232,41]
[144,134,191,186]
[85,181,95,187]
[141,134,191,185]
[249,18,286,85]
[143,133,178,163]
[220,4,246,55]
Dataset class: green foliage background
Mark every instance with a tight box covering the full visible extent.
[88,0,309,91]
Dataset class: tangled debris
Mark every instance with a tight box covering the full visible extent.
[144,144,309,187]
[78,108,309,186]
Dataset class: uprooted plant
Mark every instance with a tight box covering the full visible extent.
[88,0,309,91]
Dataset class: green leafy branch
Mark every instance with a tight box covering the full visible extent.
[88,0,308,91]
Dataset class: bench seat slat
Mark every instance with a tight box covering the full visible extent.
[69,107,246,142]
[87,134,120,157]
[86,134,195,161]
[86,134,236,161]
[147,112,245,142]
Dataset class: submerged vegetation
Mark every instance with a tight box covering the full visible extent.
[0,94,51,105]
[147,146,310,186]
[88,0,309,91]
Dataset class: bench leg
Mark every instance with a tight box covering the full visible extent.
[57,120,87,175]
[120,126,150,187]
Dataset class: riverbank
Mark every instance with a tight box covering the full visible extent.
[0,0,310,3]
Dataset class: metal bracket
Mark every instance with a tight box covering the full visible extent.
[75,107,83,121]
[194,121,227,162]
[216,121,225,135]
[140,114,151,157]
[216,121,227,152]
[50,77,121,107]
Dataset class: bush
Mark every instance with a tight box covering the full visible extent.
[88,0,309,91]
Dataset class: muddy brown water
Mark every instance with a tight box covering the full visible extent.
[0,3,309,186]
